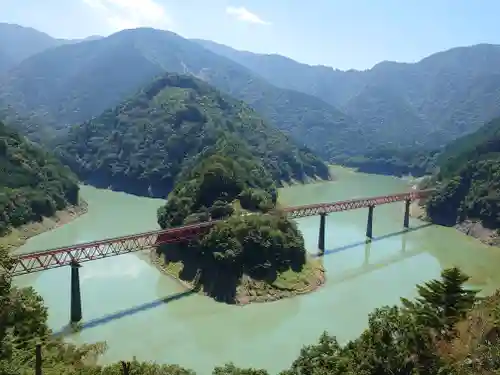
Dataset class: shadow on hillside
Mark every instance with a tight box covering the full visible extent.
[156,243,241,304]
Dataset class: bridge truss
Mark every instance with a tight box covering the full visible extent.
[6,190,433,277]
[7,222,216,277]
[283,190,432,219]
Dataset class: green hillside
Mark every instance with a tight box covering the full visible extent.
[0,27,357,166]
[55,73,329,197]
[197,40,500,174]
[426,116,500,228]
[0,121,79,235]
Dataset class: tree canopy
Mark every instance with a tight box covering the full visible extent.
[426,116,500,228]
[155,140,312,303]
[55,73,329,198]
[0,121,79,235]
[3,243,496,375]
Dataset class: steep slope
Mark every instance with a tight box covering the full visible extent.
[0,121,80,235]
[0,23,63,72]
[0,27,357,164]
[194,39,365,106]
[55,73,330,197]
[425,116,500,237]
[197,40,500,160]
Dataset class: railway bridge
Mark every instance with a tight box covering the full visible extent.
[5,189,433,323]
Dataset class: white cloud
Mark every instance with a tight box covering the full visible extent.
[226,6,271,25]
[83,0,173,32]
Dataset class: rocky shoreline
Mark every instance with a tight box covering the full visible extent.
[149,249,326,305]
[410,199,500,247]
[0,200,89,251]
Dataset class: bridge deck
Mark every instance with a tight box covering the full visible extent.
[4,189,433,276]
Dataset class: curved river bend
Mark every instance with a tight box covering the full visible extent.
[13,167,500,374]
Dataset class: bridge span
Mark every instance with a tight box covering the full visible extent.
[7,189,433,277]
[3,189,433,323]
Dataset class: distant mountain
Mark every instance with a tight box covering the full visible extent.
[55,72,330,197]
[0,23,63,72]
[0,27,359,165]
[58,35,104,45]
[196,39,500,152]
[0,23,102,73]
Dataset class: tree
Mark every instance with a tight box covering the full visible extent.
[402,267,478,338]
[282,332,349,375]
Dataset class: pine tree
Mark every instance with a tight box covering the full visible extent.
[402,267,478,337]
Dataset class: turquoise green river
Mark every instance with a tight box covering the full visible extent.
[12,167,500,374]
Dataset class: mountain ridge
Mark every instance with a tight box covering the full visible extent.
[196,39,500,153]
[3,24,500,176]
[0,27,358,166]
[55,72,330,197]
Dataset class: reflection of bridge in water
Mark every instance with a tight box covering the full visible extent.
[52,223,432,336]
[317,223,433,286]
[7,189,433,324]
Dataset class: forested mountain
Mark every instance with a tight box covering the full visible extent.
[0,23,103,74]
[196,39,500,157]
[5,25,500,176]
[426,116,500,230]
[55,73,329,197]
[0,27,358,164]
[0,23,63,73]
[0,121,79,235]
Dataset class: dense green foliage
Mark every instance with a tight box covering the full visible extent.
[426,116,500,227]
[6,26,500,176]
[344,146,439,177]
[55,72,328,197]
[197,40,500,172]
[5,242,499,375]
[156,145,308,302]
[0,121,79,235]
[0,27,355,162]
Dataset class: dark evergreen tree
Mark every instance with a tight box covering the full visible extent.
[401,267,478,337]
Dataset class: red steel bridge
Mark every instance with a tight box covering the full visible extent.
[7,189,433,277]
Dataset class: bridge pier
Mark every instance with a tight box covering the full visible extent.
[70,261,82,323]
[318,213,327,254]
[403,199,411,228]
[366,205,374,240]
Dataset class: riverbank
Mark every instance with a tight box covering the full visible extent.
[280,166,337,188]
[409,195,500,247]
[0,200,88,251]
[149,249,326,305]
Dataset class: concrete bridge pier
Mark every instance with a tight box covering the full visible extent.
[403,199,411,228]
[70,261,82,323]
[318,213,327,254]
[366,205,374,240]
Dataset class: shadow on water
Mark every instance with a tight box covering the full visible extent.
[52,224,433,337]
[53,289,196,337]
[314,222,434,258]
[316,223,434,286]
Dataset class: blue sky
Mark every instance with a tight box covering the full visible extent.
[2,0,500,70]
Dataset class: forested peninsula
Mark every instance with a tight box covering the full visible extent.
[152,142,325,304]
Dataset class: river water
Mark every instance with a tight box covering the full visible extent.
[12,166,500,374]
